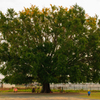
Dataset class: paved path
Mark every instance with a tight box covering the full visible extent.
[0,92,95,100]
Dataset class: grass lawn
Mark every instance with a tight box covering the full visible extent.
[0,88,32,92]
[0,88,100,99]
[80,92,100,99]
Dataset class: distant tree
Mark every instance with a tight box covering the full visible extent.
[0,4,100,93]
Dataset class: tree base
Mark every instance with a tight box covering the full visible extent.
[41,83,51,93]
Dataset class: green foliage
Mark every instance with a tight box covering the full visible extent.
[0,4,100,87]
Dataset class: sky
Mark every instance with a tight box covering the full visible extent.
[0,0,100,18]
[0,0,100,79]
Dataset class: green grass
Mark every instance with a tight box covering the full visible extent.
[0,89,100,95]
[0,88,100,100]
[0,87,42,93]
[0,89,13,92]
[0,89,100,99]
[17,89,32,92]
[81,92,100,99]
[0,88,93,93]
[52,89,86,93]
[52,89,100,99]
[0,88,32,92]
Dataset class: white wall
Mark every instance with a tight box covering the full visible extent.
[3,83,15,88]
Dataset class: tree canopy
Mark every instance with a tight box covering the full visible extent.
[0,4,100,93]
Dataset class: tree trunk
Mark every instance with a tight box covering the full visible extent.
[41,83,51,93]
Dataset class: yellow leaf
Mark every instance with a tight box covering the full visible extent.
[70,6,74,9]
[65,7,68,11]
[39,11,42,14]
[85,13,89,18]
[94,18,96,21]
[45,8,50,12]
[31,12,34,15]
[42,8,44,13]
[31,5,36,9]
[54,20,57,23]
[24,7,27,11]
[50,4,52,7]
[86,19,89,22]
[26,10,29,15]
[22,10,24,13]
[59,6,62,8]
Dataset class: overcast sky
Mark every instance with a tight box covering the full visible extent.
[0,0,100,18]
[0,0,100,79]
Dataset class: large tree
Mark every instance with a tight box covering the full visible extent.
[0,4,100,93]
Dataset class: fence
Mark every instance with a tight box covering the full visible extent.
[1,82,100,91]
[50,83,100,90]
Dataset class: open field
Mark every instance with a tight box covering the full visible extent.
[0,92,95,100]
[0,88,100,99]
